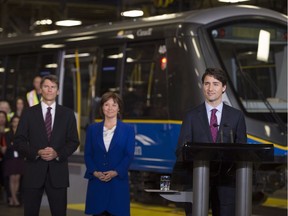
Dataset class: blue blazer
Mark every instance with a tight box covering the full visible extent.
[84,120,135,216]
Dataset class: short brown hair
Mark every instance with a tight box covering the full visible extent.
[40,75,59,89]
[99,92,123,119]
[201,68,227,86]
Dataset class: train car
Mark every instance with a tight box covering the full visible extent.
[0,5,286,203]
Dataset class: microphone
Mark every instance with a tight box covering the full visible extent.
[215,123,231,143]
[212,124,223,143]
[223,123,233,143]
[230,129,233,143]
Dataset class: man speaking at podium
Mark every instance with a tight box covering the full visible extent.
[175,68,247,216]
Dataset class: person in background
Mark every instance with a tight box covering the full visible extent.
[0,100,13,122]
[14,97,27,117]
[84,92,135,216]
[174,68,247,216]
[26,75,42,107]
[15,75,80,216]
[0,111,8,203]
[4,115,24,207]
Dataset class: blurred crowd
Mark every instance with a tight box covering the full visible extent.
[0,98,27,207]
[0,76,41,207]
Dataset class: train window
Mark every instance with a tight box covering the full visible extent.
[210,22,287,114]
[91,47,121,120]
[0,57,4,99]
[122,41,169,119]
[4,56,17,102]
[98,47,120,95]
[62,54,76,110]
[0,52,57,104]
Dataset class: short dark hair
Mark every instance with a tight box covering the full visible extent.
[9,115,20,129]
[201,68,227,86]
[0,110,8,128]
[99,92,123,119]
[40,75,59,89]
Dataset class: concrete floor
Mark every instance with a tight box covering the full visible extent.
[0,163,286,216]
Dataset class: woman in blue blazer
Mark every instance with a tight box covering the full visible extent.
[84,92,135,216]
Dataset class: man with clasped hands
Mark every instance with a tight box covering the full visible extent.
[15,75,79,216]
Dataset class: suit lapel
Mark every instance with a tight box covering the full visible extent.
[198,103,214,142]
[50,105,61,142]
[219,104,229,128]
[97,121,106,151]
[107,121,120,152]
[218,104,230,143]
[36,104,49,142]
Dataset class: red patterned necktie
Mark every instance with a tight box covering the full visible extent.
[45,107,52,141]
[210,109,218,142]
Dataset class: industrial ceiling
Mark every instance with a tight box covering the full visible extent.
[0,0,287,37]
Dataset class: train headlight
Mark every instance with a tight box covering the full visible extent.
[161,57,167,70]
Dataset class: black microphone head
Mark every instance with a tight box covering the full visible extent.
[213,123,218,127]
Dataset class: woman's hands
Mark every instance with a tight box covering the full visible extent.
[93,170,118,182]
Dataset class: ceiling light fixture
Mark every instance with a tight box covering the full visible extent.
[34,19,53,26]
[218,0,249,2]
[35,30,59,36]
[66,36,97,42]
[64,53,90,58]
[55,20,82,27]
[41,43,65,49]
[121,9,144,18]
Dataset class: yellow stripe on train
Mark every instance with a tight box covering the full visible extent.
[97,119,287,151]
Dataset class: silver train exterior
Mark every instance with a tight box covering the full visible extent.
[0,5,286,203]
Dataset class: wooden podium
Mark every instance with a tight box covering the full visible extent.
[182,142,274,216]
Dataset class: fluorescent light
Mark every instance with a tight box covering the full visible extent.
[121,10,144,18]
[41,43,65,48]
[45,63,58,68]
[64,53,90,58]
[34,19,52,26]
[257,30,270,62]
[0,68,5,73]
[218,0,249,2]
[55,20,82,27]
[116,31,135,39]
[66,36,97,42]
[107,53,123,59]
[0,27,3,32]
[7,33,17,37]
[35,30,59,36]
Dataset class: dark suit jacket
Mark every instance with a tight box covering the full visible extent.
[15,103,79,188]
[178,102,247,147]
[172,102,247,189]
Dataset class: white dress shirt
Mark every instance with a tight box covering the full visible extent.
[41,101,56,129]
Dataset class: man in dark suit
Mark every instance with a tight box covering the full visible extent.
[15,75,80,216]
[175,68,247,216]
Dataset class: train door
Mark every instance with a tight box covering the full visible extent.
[121,41,173,203]
[61,45,124,150]
[61,48,100,150]
[91,46,123,120]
